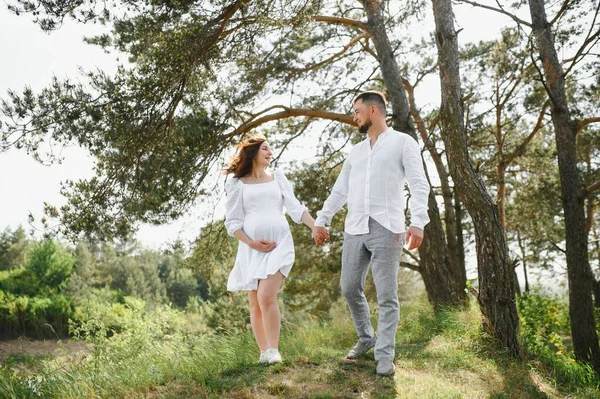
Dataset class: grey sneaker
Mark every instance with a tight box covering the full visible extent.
[345,335,377,359]
[376,358,395,376]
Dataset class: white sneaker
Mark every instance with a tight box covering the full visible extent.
[265,348,282,364]
[259,351,268,364]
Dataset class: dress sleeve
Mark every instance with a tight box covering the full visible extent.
[275,170,308,224]
[224,177,244,237]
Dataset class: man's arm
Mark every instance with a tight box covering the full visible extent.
[402,137,430,249]
[313,158,351,245]
[315,158,351,227]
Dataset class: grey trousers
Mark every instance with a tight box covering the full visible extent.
[341,217,405,361]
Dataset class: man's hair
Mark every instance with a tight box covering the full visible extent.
[353,91,387,114]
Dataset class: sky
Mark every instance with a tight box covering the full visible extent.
[0,3,516,250]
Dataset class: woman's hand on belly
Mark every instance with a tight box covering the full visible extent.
[249,240,277,252]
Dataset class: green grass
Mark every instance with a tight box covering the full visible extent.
[1,297,599,398]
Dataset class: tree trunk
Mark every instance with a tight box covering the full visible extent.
[498,163,521,295]
[359,0,413,134]
[419,189,466,306]
[360,0,467,308]
[432,0,521,357]
[528,0,600,372]
[404,80,465,286]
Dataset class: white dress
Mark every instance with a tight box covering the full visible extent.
[224,169,308,291]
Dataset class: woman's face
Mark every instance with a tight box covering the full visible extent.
[253,141,273,169]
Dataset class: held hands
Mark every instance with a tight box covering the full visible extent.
[310,225,423,248]
[249,240,277,252]
[312,226,330,246]
[405,226,424,250]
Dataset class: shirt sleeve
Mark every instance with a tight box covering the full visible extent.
[402,136,430,230]
[315,158,351,227]
[275,170,308,224]
[224,177,244,237]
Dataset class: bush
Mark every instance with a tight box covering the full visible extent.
[0,239,76,338]
[0,291,73,337]
[27,239,74,289]
[518,292,569,355]
[199,293,250,333]
[518,292,599,388]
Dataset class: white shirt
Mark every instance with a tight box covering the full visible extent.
[315,128,430,235]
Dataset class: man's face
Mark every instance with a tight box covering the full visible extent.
[353,99,372,134]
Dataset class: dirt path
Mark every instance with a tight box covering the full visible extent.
[0,338,89,363]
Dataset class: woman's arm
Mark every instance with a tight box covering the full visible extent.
[301,210,315,229]
[234,229,276,252]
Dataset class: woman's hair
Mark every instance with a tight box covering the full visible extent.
[224,134,267,178]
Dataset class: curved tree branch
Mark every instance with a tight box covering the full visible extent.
[504,100,550,165]
[400,261,420,272]
[457,0,532,27]
[576,117,600,133]
[587,180,600,194]
[313,15,369,31]
[549,0,572,25]
[403,247,420,263]
[359,36,379,60]
[228,106,355,138]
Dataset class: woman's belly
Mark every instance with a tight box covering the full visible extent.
[243,213,290,243]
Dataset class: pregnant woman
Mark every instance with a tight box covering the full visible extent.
[223,134,321,364]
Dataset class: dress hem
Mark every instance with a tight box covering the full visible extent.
[227,265,291,292]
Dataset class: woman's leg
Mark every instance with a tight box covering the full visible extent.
[248,290,268,351]
[257,271,285,349]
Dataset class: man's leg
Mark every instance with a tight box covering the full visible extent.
[341,232,375,344]
[366,219,404,363]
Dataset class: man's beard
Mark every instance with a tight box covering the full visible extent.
[358,120,372,134]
